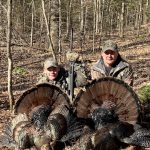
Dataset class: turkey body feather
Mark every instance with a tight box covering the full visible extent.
[122,127,150,148]
[11,83,72,149]
[3,78,143,150]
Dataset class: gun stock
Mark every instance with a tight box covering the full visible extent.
[68,61,74,103]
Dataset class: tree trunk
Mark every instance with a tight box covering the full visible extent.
[66,0,72,38]
[110,12,113,36]
[105,0,111,36]
[30,0,35,47]
[41,0,56,60]
[80,0,86,51]
[125,6,128,27]
[39,11,44,47]
[47,0,51,33]
[119,1,125,38]
[58,0,62,62]
[143,0,149,24]
[137,0,143,36]
[135,6,138,28]
[0,1,3,35]
[93,0,96,34]
[50,0,59,53]
[93,0,96,52]
[100,0,104,36]
[95,0,101,34]
[23,0,26,33]
[7,0,14,111]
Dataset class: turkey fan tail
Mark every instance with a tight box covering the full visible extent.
[14,83,71,115]
[75,77,141,125]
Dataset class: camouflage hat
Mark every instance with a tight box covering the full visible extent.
[44,57,58,69]
[102,40,118,52]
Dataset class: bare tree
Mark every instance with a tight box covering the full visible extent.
[80,0,86,50]
[80,0,85,35]
[137,0,143,36]
[143,0,149,24]
[30,0,35,46]
[93,0,96,52]
[119,1,125,38]
[39,9,44,47]
[7,0,14,110]
[41,0,56,60]
[66,0,73,38]
[50,0,59,53]
[58,0,62,62]
[100,0,104,36]
[95,0,101,34]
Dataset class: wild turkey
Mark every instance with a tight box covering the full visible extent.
[69,77,142,149]
[74,77,142,125]
[2,78,143,149]
[12,83,71,149]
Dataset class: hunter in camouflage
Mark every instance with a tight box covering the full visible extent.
[37,57,69,92]
[91,40,133,86]
[38,55,88,95]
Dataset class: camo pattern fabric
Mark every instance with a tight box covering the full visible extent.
[37,63,88,94]
[65,61,89,97]
[91,57,133,86]
[73,62,89,87]
[37,67,69,92]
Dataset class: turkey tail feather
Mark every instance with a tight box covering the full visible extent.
[75,77,141,124]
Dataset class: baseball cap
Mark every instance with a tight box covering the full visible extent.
[44,57,58,69]
[102,40,118,52]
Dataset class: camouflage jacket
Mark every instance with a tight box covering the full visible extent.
[73,61,89,87]
[37,63,88,95]
[91,56,133,86]
[37,68,69,92]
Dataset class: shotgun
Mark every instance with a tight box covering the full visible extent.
[68,61,75,103]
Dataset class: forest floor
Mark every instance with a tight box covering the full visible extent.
[0,33,150,150]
